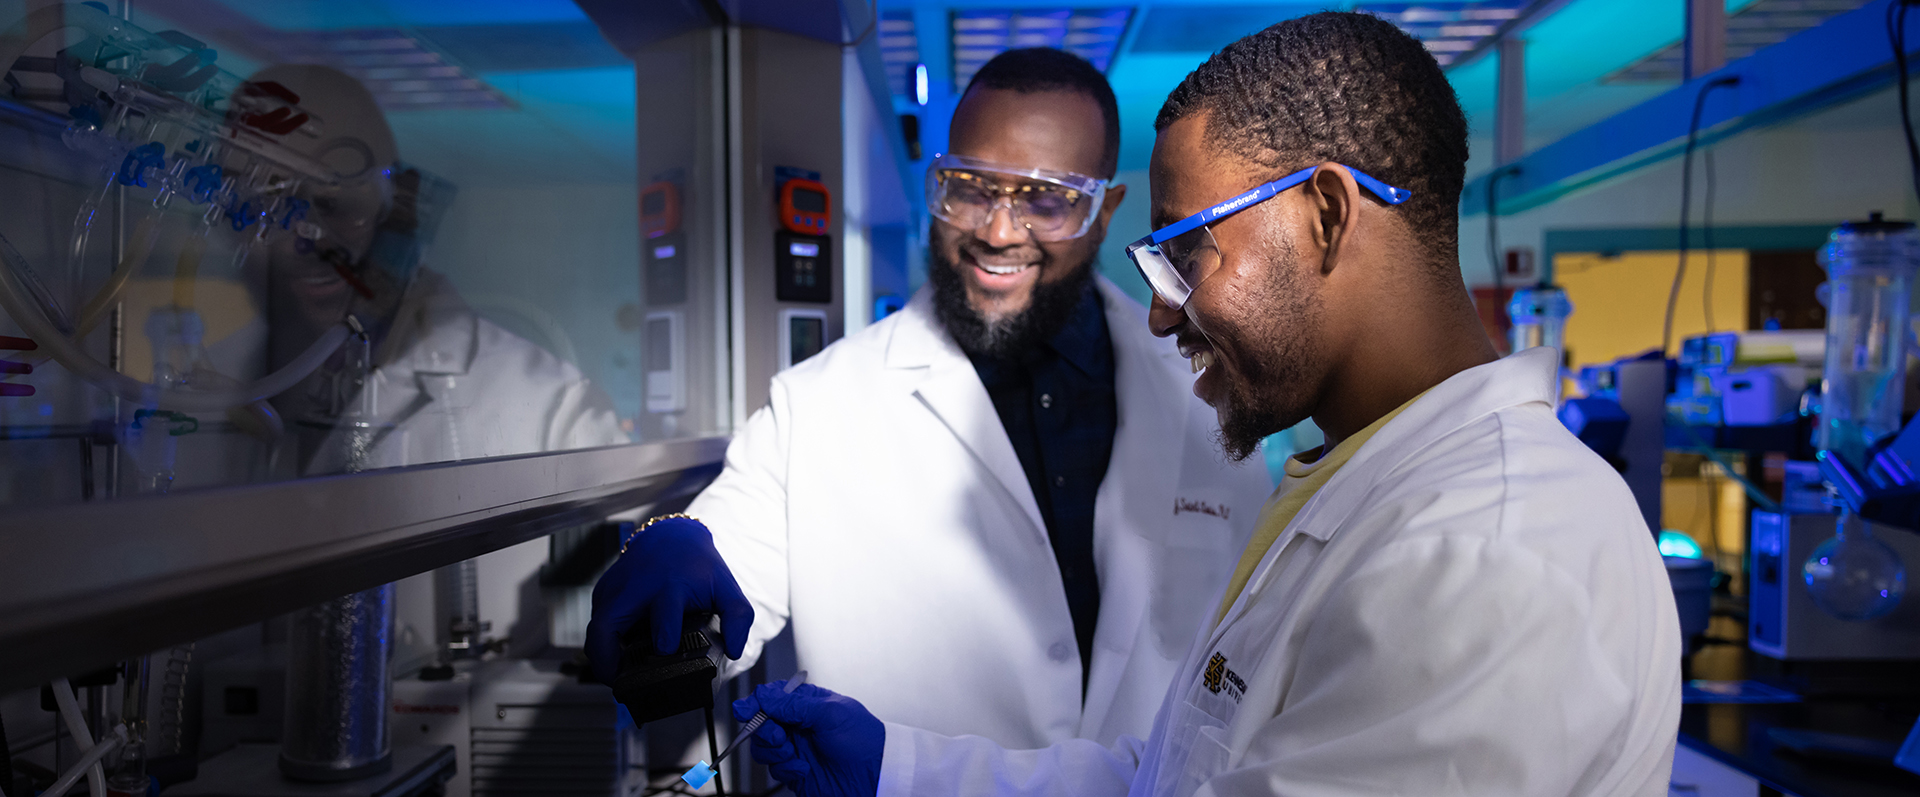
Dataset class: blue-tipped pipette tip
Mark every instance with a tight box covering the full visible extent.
[682,761,716,789]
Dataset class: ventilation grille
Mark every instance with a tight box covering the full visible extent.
[472,726,620,796]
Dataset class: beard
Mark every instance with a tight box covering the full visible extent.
[1205,235,1325,462]
[928,244,1096,361]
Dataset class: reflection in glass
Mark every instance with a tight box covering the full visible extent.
[241,64,627,476]
[0,0,724,507]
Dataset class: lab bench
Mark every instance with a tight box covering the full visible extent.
[1675,699,1920,796]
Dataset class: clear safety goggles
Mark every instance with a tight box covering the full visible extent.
[926,154,1109,242]
[1126,164,1410,310]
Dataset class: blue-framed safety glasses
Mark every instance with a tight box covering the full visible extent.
[1125,164,1410,310]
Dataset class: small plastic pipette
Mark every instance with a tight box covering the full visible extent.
[682,670,809,789]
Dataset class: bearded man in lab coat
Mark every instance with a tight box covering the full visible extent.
[725,14,1684,797]
[585,48,1271,751]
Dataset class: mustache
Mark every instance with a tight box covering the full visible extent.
[958,240,1046,263]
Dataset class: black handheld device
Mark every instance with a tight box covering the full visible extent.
[611,611,721,725]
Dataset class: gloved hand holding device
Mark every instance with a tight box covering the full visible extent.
[734,680,885,797]
[585,514,755,686]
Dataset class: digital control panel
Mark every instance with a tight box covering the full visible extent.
[775,230,831,303]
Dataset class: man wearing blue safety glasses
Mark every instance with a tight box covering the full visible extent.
[586,47,1270,768]
[722,13,1682,797]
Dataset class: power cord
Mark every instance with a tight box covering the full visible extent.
[1663,75,1741,357]
[1486,164,1521,340]
[1703,149,1718,332]
[704,704,727,797]
[1890,0,1920,201]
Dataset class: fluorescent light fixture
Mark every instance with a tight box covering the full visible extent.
[914,63,929,106]
[881,11,922,100]
[255,28,512,111]
[949,8,1132,92]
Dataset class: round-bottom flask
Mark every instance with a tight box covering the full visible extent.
[1803,512,1907,620]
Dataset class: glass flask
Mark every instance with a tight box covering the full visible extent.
[1811,213,1916,620]
[1804,512,1907,620]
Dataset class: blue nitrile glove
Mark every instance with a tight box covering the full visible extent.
[734,681,884,797]
[585,516,755,685]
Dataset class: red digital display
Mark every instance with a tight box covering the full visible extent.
[779,178,830,235]
[641,181,680,239]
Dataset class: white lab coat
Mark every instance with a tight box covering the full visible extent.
[303,269,629,470]
[693,276,1271,749]
[878,347,1684,797]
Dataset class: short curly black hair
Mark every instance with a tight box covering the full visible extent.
[1156,12,1469,274]
[963,47,1121,179]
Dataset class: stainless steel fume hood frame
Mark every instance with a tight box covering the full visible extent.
[0,437,725,692]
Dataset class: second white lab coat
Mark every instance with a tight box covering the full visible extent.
[877,347,1684,797]
[301,270,630,663]
[302,269,629,470]
[691,276,1271,749]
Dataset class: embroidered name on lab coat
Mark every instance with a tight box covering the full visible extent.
[1202,652,1246,703]
[1175,499,1230,519]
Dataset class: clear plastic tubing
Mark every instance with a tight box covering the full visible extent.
[52,678,107,797]
[0,228,348,413]
[1817,212,1919,466]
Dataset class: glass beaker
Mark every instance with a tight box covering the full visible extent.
[1507,284,1572,356]
[1507,284,1572,399]
[1815,213,1917,464]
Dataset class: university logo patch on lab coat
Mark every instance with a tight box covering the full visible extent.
[1203,653,1227,693]
[1202,652,1246,702]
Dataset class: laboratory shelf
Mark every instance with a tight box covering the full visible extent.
[0,436,726,692]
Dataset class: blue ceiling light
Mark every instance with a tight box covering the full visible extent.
[880,10,921,99]
[1063,8,1132,70]
[915,63,930,106]
[950,7,1133,93]
[1121,3,1527,70]
[1129,5,1321,53]
[1361,2,1531,67]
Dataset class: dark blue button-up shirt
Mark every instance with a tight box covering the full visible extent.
[966,285,1116,695]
